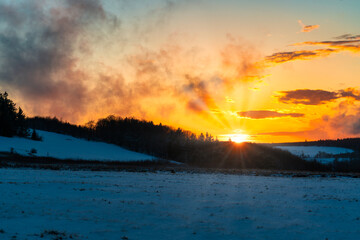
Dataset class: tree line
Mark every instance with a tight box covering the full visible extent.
[0,91,346,171]
[26,115,325,170]
[273,138,360,152]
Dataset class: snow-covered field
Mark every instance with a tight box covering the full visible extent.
[1,168,360,240]
[0,130,154,161]
[274,146,354,163]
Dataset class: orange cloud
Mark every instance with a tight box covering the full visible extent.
[237,110,304,119]
[298,20,320,33]
[220,36,265,84]
[294,38,360,53]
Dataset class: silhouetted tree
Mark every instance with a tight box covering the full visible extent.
[0,92,28,137]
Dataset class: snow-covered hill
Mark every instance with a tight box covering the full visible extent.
[0,130,155,161]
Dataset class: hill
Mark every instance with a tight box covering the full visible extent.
[0,130,155,162]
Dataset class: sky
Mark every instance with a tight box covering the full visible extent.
[0,0,360,143]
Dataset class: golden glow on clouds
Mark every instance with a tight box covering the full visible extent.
[2,1,360,143]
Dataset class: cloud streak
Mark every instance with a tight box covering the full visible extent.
[294,35,360,53]
[276,88,360,105]
[335,34,360,40]
[237,110,304,119]
[265,49,336,64]
[264,33,360,66]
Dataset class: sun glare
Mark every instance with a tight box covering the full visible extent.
[231,134,250,143]
[220,133,250,143]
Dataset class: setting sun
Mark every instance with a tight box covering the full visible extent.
[232,134,250,143]
[220,133,250,143]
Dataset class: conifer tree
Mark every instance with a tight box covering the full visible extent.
[0,92,28,137]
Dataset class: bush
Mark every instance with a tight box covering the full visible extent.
[30,148,37,155]
[31,129,42,141]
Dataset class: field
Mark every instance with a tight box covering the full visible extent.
[1,168,360,240]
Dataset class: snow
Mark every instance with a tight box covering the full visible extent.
[312,157,351,164]
[0,130,154,161]
[274,146,354,157]
[1,168,360,240]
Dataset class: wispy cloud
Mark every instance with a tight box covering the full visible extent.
[220,36,264,83]
[335,34,360,40]
[265,33,360,66]
[298,20,319,33]
[265,49,336,64]
[237,110,304,119]
[276,88,360,105]
[294,35,360,53]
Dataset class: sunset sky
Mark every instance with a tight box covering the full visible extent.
[1,0,360,142]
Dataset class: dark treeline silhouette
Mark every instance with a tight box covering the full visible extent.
[272,138,360,152]
[0,92,28,137]
[313,139,360,151]
[26,115,325,171]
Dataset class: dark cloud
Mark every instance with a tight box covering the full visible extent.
[0,4,23,26]
[237,110,304,119]
[0,0,117,121]
[276,89,360,105]
[339,88,360,100]
[265,49,336,64]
